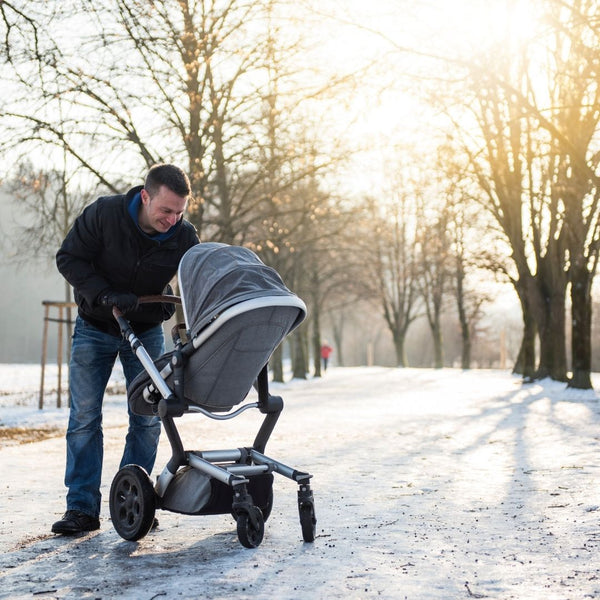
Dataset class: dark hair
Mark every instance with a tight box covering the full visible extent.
[145,164,191,198]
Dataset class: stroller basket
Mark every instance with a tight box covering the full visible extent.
[108,243,317,548]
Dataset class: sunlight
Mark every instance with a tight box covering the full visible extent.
[292,0,545,198]
[429,0,542,56]
[307,0,544,76]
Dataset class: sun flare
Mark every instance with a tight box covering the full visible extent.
[430,0,542,56]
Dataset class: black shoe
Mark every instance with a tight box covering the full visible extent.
[51,510,100,535]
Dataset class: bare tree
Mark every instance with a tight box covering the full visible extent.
[4,162,93,301]
[435,143,496,370]
[358,189,421,368]
[452,0,600,387]
[544,0,600,388]
[449,201,490,370]
[1,1,348,239]
[415,191,452,369]
[437,34,569,381]
[349,0,600,385]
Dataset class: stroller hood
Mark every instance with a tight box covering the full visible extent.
[179,243,306,339]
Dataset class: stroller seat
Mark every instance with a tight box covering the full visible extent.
[128,301,304,414]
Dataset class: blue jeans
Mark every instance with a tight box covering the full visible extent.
[65,316,164,518]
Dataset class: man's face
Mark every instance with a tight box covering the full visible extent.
[139,185,188,235]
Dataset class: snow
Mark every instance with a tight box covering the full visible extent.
[2,365,600,599]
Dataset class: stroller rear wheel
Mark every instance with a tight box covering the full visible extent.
[236,506,264,548]
[110,465,156,541]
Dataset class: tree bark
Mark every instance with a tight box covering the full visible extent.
[455,267,471,369]
[512,284,537,379]
[312,302,322,378]
[291,328,307,379]
[392,329,408,368]
[569,263,593,389]
[535,293,567,381]
[271,344,284,383]
[460,321,471,370]
[432,318,444,369]
[533,256,568,381]
[331,312,344,367]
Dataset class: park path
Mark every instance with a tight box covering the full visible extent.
[1,367,600,599]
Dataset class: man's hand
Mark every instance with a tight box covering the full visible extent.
[99,291,139,314]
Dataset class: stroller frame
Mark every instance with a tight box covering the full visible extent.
[109,295,316,548]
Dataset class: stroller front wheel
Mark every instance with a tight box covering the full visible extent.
[236,507,264,548]
[110,464,156,541]
[299,502,316,543]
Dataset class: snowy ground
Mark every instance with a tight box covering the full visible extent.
[2,365,600,599]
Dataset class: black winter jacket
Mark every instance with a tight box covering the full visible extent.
[56,185,199,336]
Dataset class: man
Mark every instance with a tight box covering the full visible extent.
[52,163,199,535]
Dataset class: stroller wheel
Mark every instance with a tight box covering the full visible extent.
[231,478,274,522]
[236,507,264,548]
[299,502,316,543]
[109,465,156,541]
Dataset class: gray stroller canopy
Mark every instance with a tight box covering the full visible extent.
[179,243,306,339]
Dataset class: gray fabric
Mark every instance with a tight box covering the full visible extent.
[127,305,304,414]
[179,243,305,339]
[126,244,306,416]
[176,305,303,410]
[160,467,212,514]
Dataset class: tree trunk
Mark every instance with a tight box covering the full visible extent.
[515,264,567,382]
[512,288,537,379]
[432,319,443,369]
[569,265,593,389]
[461,324,471,370]
[292,329,307,379]
[271,344,284,383]
[392,330,408,367]
[312,305,322,378]
[455,259,470,369]
[535,289,567,382]
[332,314,344,367]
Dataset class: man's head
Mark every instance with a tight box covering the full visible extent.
[139,164,191,235]
[144,163,191,198]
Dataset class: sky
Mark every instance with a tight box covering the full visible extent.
[0,0,545,198]
[2,364,600,598]
[290,0,546,199]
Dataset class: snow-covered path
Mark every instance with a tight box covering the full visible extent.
[1,367,600,599]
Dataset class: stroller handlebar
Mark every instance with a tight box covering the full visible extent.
[139,294,182,305]
[111,294,182,320]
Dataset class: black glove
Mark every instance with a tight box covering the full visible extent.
[161,283,176,320]
[99,290,139,314]
[162,301,176,321]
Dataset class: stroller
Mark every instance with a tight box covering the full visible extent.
[108,243,316,548]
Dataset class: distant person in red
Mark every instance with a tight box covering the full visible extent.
[320,343,333,371]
